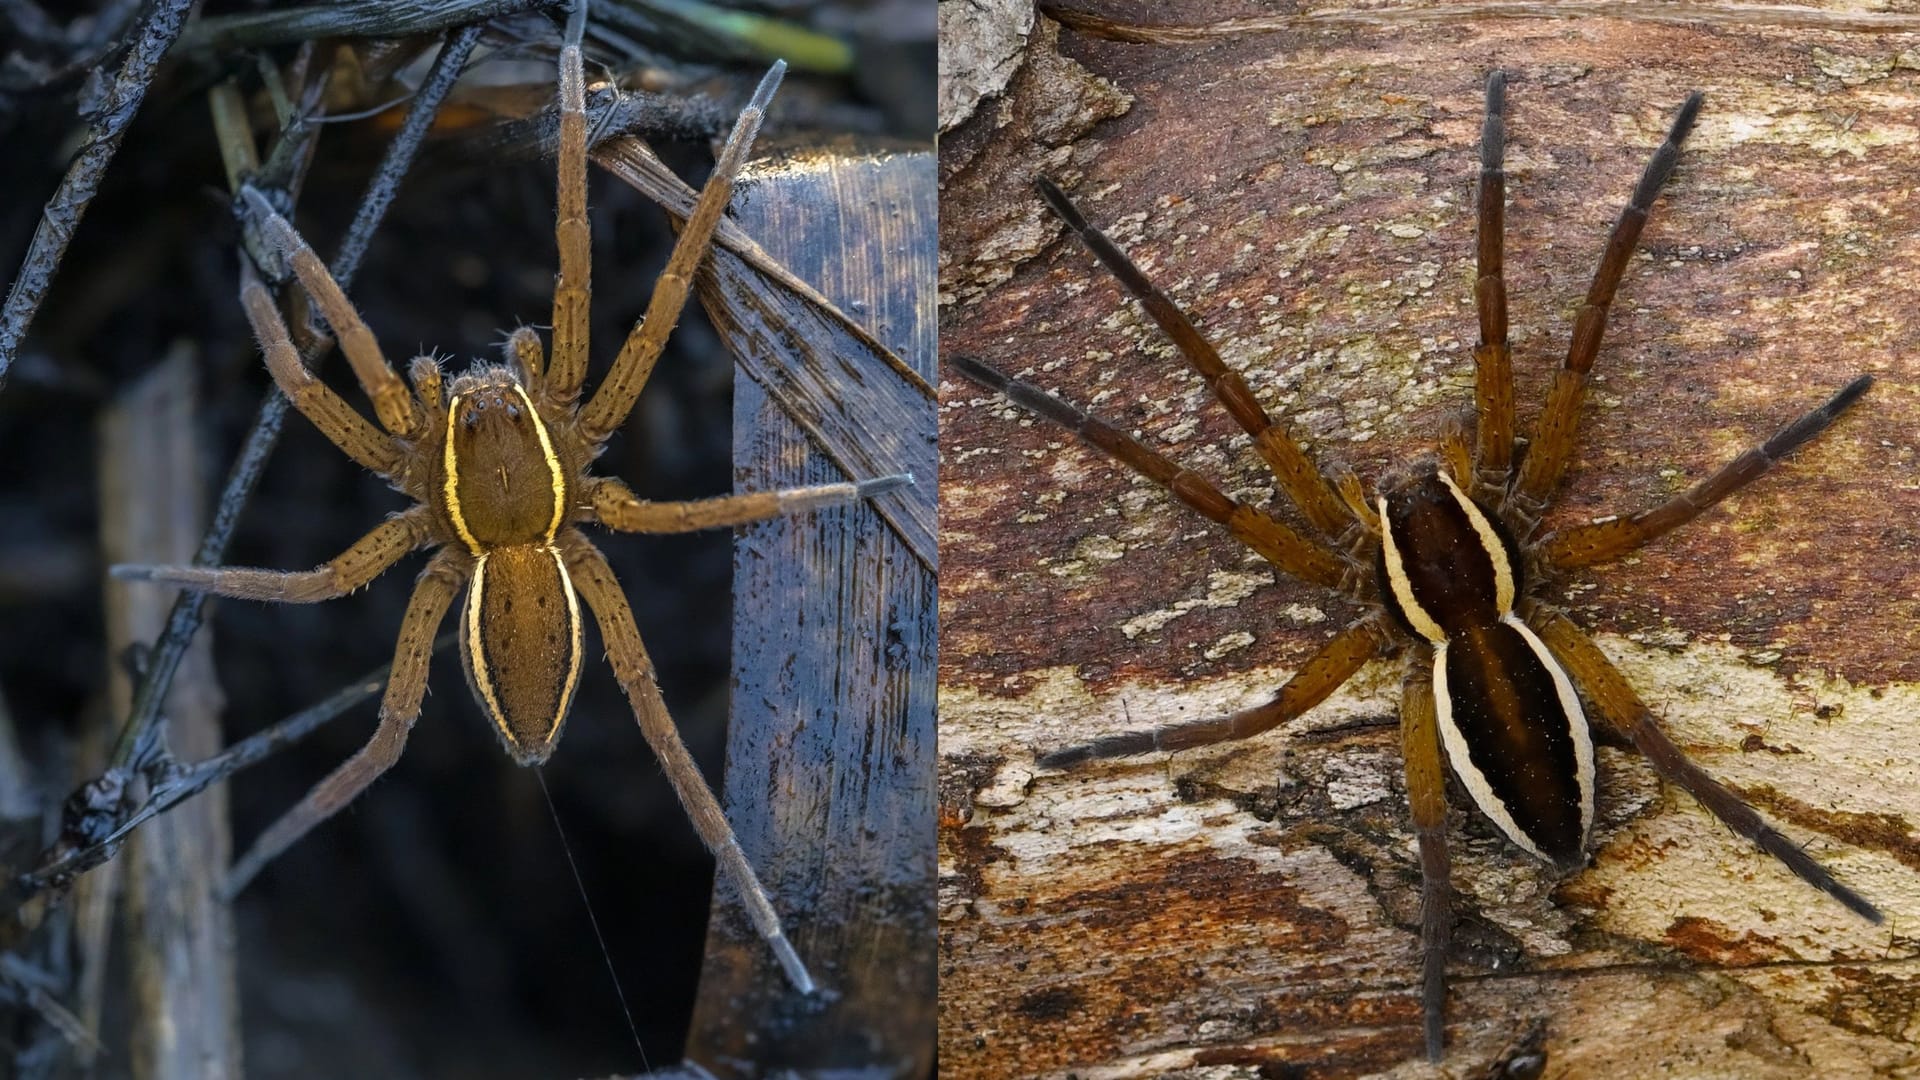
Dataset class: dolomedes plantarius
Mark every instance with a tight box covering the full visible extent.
[950,71,1879,1059]
[115,4,907,993]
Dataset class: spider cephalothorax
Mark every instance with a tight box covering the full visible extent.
[952,70,1879,1059]
[117,3,907,994]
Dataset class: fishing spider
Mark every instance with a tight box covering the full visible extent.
[116,4,906,993]
[951,72,1879,1058]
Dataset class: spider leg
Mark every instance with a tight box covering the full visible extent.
[1400,660,1452,1063]
[240,186,425,440]
[240,262,403,479]
[1035,177,1358,543]
[1038,617,1387,768]
[951,354,1359,594]
[1542,374,1872,569]
[577,63,785,445]
[585,473,912,534]
[504,325,546,386]
[111,507,430,602]
[1471,71,1516,492]
[561,532,815,993]
[1511,92,1704,520]
[1531,606,1883,923]
[223,549,467,896]
[407,354,445,417]
[544,0,592,403]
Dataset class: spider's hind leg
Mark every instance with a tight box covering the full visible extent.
[1401,661,1453,1062]
[1532,606,1882,923]
[1038,617,1387,768]
[223,549,467,896]
[562,532,816,993]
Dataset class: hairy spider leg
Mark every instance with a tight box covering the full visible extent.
[586,474,913,532]
[224,550,469,896]
[1512,91,1704,518]
[241,186,425,441]
[949,354,1357,593]
[1399,663,1452,1062]
[560,533,815,992]
[1532,607,1882,922]
[1039,617,1389,768]
[112,506,431,602]
[239,262,404,478]
[577,62,786,443]
[544,0,593,403]
[1471,72,1515,491]
[1541,374,1874,569]
[1033,177,1360,545]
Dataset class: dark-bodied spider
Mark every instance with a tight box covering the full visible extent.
[113,4,908,993]
[950,72,1880,1059]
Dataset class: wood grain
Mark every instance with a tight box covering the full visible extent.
[686,147,938,1076]
[939,4,1920,1076]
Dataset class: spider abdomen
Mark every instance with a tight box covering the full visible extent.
[459,542,584,764]
[1378,465,1594,866]
[1435,619,1593,867]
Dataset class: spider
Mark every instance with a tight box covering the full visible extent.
[949,71,1880,1060]
[113,3,907,994]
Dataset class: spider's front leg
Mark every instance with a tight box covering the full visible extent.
[1540,374,1873,569]
[1470,71,1515,492]
[1511,90,1704,521]
[948,354,1360,595]
[573,61,786,444]
[560,531,815,993]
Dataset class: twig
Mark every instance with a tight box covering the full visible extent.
[180,0,549,52]
[13,637,453,898]
[0,0,195,387]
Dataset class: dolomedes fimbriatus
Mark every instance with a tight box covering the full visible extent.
[116,4,907,993]
[951,72,1878,1058]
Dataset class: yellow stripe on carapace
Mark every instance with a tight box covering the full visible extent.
[1438,471,1515,615]
[1377,495,1446,644]
[443,400,482,556]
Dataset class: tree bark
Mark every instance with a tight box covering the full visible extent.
[939,4,1920,1076]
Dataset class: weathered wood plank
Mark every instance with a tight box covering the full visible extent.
[687,147,938,1075]
[939,5,1920,1076]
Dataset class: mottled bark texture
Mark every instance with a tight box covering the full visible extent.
[939,4,1920,1077]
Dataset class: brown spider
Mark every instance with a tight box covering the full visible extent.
[114,5,906,993]
[950,72,1879,1059]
